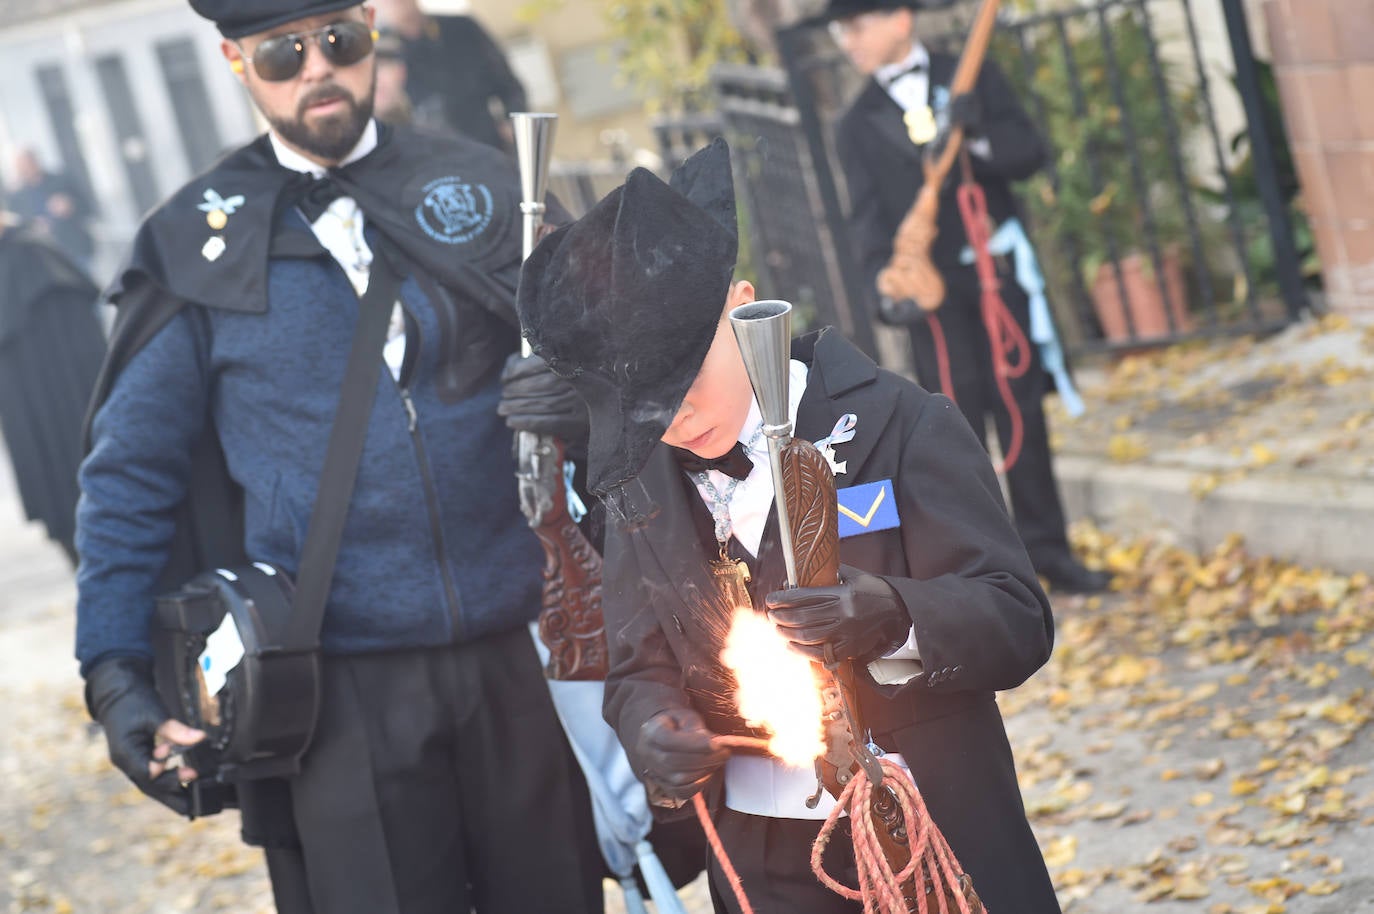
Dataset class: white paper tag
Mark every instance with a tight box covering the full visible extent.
[198,612,246,696]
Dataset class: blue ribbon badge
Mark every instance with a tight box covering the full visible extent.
[836,479,900,539]
[813,413,858,476]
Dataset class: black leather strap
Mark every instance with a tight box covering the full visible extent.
[286,250,402,649]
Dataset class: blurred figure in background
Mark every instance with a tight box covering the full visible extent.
[373,0,527,152]
[7,149,96,273]
[826,0,1108,595]
[0,212,105,565]
[371,28,414,126]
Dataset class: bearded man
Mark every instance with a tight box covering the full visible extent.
[73,2,602,911]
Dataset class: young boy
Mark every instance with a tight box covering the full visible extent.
[510,140,1062,914]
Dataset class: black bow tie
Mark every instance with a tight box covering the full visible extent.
[675,441,754,480]
[291,175,345,224]
[882,62,926,87]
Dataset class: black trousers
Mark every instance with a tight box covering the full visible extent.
[287,627,604,914]
[907,276,1072,565]
[707,809,861,914]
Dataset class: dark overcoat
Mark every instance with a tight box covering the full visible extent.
[835,53,1046,313]
[602,327,1061,913]
[0,225,103,561]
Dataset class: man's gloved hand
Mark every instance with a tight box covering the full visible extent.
[85,657,206,815]
[877,295,927,327]
[496,352,590,443]
[765,565,911,663]
[636,707,729,802]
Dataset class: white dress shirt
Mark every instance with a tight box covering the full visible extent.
[270,120,408,382]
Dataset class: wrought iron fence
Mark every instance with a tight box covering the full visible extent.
[688,0,1313,355]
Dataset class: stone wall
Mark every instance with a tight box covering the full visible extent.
[1264,0,1374,312]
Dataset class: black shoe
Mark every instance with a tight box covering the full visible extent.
[1035,554,1111,595]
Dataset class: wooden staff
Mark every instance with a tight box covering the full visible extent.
[511,113,608,681]
[877,0,1005,312]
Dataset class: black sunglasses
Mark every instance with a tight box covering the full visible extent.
[240,20,376,82]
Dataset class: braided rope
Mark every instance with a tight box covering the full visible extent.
[693,792,757,914]
[811,758,980,914]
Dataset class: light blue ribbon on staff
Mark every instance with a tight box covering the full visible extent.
[960,217,1085,417]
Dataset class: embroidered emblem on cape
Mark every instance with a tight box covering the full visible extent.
[813,413,858,476]
[414,176,494,244]
[198,189,245,230]
[836,479,899,538]
[201,235,227,262]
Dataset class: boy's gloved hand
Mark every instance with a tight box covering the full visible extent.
[636,707,729,801]
[85,657,205,815]
[765,565,911,663]
[496,352,590,443]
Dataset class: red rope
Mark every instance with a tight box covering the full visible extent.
[924,156,1032,474]
[927,314,957,411]
[811,758,979,914]
[693,792,757,914]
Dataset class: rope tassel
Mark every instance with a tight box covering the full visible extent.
[812,758,985,914]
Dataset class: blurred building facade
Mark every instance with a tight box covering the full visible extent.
[0,0,655,284]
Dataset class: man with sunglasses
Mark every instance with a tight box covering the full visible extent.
[74,2,603,911]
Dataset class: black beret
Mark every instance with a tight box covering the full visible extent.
[516,139,739,501]
[189,0,363,38]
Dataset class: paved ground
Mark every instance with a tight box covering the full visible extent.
[3,318,1373,912]
[1051,313,1374,575]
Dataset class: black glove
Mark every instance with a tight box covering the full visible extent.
[947,91,983,134]
[85,657,194,815]
[877,295,927,327]
[496,352,590,443]
[636,707,729,802]
[926,92,983,164]
[765,565,911,663]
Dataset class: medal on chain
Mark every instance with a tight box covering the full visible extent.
[694,427,764,611]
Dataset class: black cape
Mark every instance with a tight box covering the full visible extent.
[0,224,103,562]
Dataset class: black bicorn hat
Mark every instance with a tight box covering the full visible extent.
[516,138,739,502]
[189,0,363,38]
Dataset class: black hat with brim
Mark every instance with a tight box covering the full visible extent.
[807,0,927,25]
[189,0,363,38]
[517,139,739,502]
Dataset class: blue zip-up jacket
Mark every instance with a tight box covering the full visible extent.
[76,242,543,672]
[74,123,555,680]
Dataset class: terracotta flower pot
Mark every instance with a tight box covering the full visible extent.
[1090,250,1193,343]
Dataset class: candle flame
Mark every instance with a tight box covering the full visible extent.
[721,607,825,767]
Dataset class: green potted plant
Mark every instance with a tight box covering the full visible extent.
[1004,8,1205,343]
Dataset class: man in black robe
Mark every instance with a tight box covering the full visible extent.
[0,216,104,564]
[374,0,527,153]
